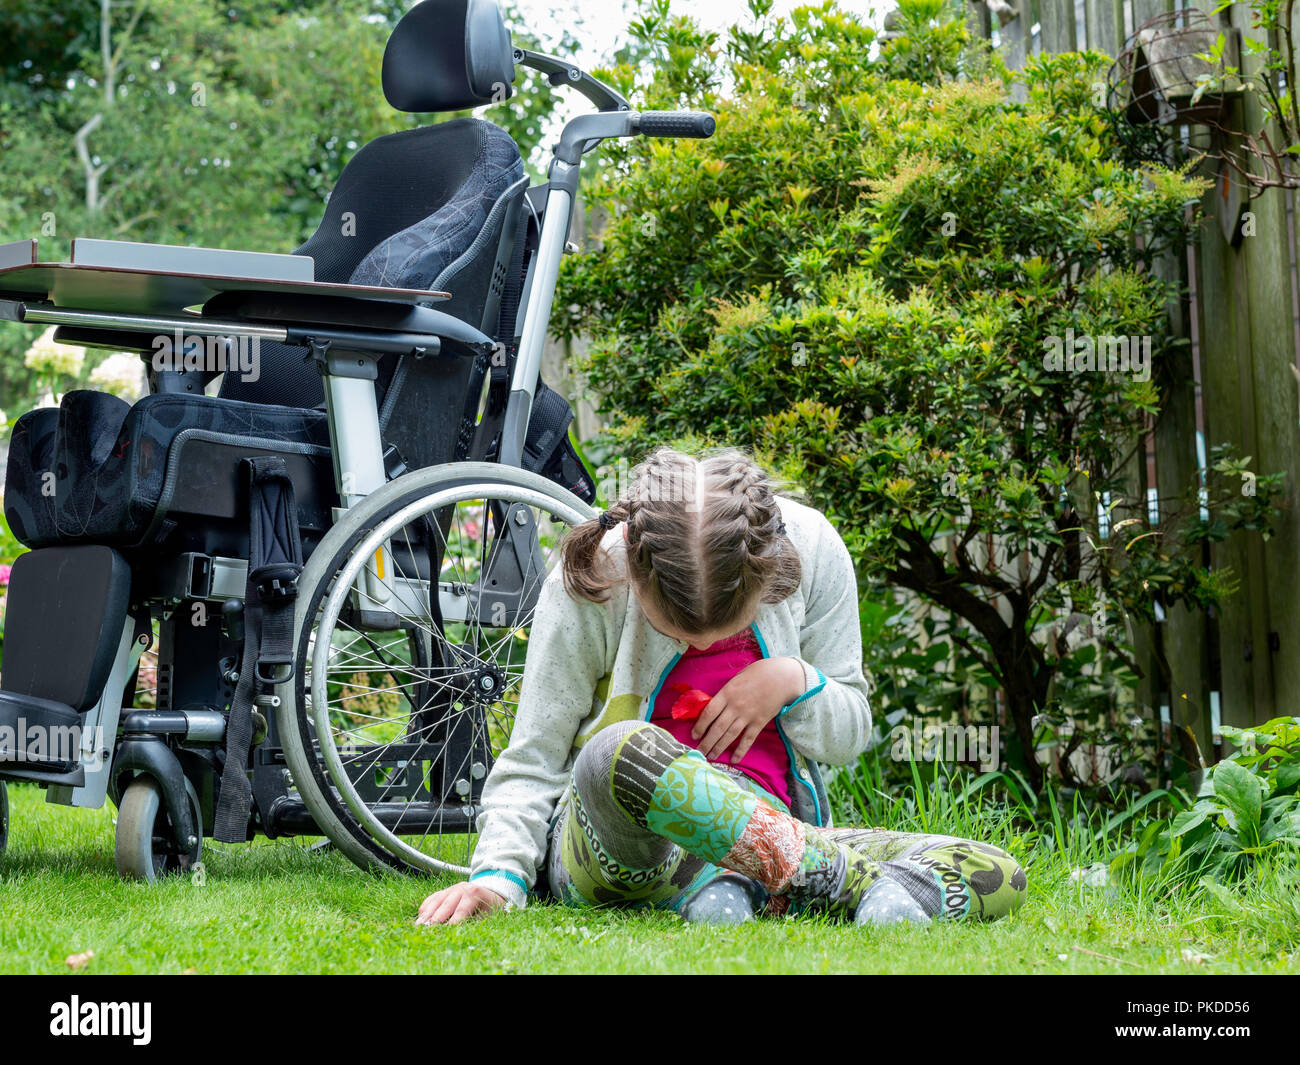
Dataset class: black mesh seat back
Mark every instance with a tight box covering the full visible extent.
[348,119,524,325]
[302,119,489,284]
[361,120,526,471]
[219,118,516,409]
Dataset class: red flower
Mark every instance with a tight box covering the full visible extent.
[668,683,713,721]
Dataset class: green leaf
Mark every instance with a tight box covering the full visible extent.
[1259,803,1300,844]
[1170,808,1208,837]
[1212,760,1262,839]
[1198,876,1241,911]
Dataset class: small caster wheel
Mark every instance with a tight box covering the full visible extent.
[115,776,202,882]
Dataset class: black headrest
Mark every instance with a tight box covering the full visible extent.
[383,0,516,113]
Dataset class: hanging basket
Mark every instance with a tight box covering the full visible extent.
[1103,9,1237,167]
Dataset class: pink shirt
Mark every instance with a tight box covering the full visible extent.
[650,626,793,809]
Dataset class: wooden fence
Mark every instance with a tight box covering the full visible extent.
[969,0,1300,754]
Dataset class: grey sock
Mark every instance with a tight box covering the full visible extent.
[854,877,931,927]
[681,875,758,925]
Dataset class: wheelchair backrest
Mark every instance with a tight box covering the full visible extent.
[219,0,526,416]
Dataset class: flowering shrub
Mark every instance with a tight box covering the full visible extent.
[88,352,146,401]
[23,327,85,379]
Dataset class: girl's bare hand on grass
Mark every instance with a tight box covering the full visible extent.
[415,881,510,926]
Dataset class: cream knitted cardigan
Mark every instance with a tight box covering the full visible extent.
[467,493,873,909]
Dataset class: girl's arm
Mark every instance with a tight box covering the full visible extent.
[466,564,613,909]
[776,510,873,765]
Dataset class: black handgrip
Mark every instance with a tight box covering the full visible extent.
[637,111,716,139]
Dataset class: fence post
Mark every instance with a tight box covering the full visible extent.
[1190,4,1271,734]
[1154,220,1212,756]
[1040,0,1079,51]
[1226,1,1298,725]
[998,0,1036,90]
[1086,0,1124,55]
[966,0,992,42]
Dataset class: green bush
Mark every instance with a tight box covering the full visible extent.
[1118,717,1300,884]
[557,0,1281,792]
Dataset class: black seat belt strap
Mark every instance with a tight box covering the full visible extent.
[213,456,304,843]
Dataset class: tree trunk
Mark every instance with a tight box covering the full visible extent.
[992,626,1052,795]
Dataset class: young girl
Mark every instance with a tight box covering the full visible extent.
[416,447,1027,927]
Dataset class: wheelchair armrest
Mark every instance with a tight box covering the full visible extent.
[201,290,494,351]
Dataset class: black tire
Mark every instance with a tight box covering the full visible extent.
[115,777,202,883]
[276,462,593,877]
[0,781,8,857]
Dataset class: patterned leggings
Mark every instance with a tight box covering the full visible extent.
[542,721,1027,922]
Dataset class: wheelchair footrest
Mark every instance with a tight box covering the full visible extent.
[263,798,476,837]
[0,691,87,783]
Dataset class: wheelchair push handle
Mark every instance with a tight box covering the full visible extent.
[635,111,716,139]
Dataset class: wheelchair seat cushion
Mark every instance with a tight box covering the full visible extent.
[5,389,328,548]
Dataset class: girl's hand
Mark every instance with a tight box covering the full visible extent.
[692,656,806,761]
[415,881,511,926]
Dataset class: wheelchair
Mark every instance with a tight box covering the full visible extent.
[0,0,714,881]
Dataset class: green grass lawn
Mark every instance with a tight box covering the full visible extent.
[1,781,1297,975]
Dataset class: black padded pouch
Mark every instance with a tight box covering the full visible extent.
[522,379,596,504]
[1,545,131,711]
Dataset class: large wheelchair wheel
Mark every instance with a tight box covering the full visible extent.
[0,780,8,857]
[277,462,594,876]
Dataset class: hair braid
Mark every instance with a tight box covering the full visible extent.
[559,445,802,637]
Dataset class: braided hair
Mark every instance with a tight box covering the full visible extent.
[560,446,803,636]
